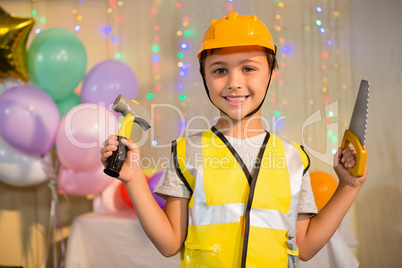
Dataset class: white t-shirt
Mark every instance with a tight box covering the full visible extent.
[154,133,318,214]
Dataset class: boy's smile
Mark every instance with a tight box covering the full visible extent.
[223,95,249,106]
[204,45,272,120]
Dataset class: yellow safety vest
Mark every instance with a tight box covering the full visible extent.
[172,127,310,268]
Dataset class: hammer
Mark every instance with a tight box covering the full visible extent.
[103,94,151,178]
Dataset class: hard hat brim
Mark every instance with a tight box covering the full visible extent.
[197,36,275,59]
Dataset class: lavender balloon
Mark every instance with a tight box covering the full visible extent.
[148,171,166,209]
[0,85,59,156]
[81,60,139,109]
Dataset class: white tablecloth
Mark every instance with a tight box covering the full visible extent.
[65,211,180,268]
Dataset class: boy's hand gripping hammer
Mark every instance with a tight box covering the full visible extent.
[103,95,151,178]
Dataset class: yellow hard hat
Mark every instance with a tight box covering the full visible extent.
[197,12,276,59]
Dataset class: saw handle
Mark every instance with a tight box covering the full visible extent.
[340,129,367,177]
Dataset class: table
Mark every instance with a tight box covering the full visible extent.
[65,211,180,268]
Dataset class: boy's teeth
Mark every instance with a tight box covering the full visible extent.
[226,96,247,101]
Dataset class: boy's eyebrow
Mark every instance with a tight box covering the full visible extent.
[207,61,227,68]
[207,59,262,69]
[239,58,263,65]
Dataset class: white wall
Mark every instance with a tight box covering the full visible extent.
[349,0,402,267]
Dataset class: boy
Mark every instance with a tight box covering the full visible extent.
[101,12,368,267]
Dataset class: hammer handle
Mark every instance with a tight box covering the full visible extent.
[103,136,127,178]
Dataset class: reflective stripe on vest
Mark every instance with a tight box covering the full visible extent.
[174,128,308,268]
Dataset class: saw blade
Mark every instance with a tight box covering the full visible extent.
[349,79,370,146]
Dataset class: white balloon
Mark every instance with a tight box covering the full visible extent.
[0,77,26,95]
[0,137,51,187]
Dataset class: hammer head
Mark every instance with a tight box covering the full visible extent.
[112,94,151,131]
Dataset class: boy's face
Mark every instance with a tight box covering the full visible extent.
[204,45,271,120]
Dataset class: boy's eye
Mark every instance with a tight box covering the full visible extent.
[214,68,227,74]
[243,67,255,72]
[215,69,226,74]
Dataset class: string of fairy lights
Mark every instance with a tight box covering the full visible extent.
[271,0,287,121]
[30,0,44,35]
[104,0,124,60]
[72,0,84,33]
[149,2,161,147]
[312,2,340,155]
[175,1,191,131]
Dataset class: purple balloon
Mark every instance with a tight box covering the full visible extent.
[80,60,139,109]
[0,85,59,156]
[148,171,166,209]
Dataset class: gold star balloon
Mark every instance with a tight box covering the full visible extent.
[0,6,7,15]
[0,6,35,82]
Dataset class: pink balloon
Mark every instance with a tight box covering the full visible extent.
[58,165,114,196]
[0,85,59,156]
[93,180,134,214]
[56,103,118,171]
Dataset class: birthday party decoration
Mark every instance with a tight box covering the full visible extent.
[0,77,24,95]
[27,27,87,101]
[72,0,85,33]
[0,6,35,82]
[118,182,134,209]
[176,13,191,113]
[310,171,338,211]
[0,6,7,14]
[0,136,51,187]
[104,0,124,59]
[0,85,60,156]
[80,60,138,109]
[118,174,150,209]
[55,103,118,172]
[148,171,166,209]
[55,92,81,119]
[58,165,114,196]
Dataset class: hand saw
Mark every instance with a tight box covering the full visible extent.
[340,79,370,177]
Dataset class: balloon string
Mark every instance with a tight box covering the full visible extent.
[54,156,72,212]
[41,155,66,268]
[59,189,72,209]
[40,156,53,268]
[41,190,55,268]
[52,155,68,268]
[52,196,57,268]
[57,205,66,268]
[53,156,67,268]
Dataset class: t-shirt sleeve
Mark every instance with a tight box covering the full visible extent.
[298,170,318,214]
[154,153,192,200]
